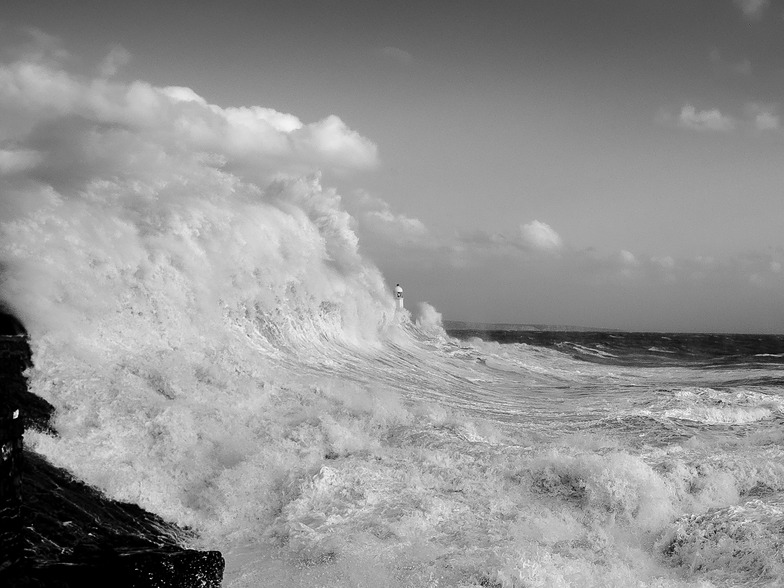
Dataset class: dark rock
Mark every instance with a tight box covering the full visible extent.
[2,548,225,587]
[0,311,26,337]
[0,313,225,586]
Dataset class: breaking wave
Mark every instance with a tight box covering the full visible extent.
[2,44,784,588]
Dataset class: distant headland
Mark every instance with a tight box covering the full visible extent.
[443,320,617,332]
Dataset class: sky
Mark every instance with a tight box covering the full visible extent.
[1,0,783,333]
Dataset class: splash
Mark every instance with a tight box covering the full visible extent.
[414,301,444,334]
[3,40,783,588]
[0,39,400,541]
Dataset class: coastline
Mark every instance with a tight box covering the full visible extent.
[0,317,225,587]
[443,319,617,332]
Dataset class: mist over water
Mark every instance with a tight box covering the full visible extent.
[1,48,784,588]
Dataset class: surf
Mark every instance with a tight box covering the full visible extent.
[2,49,784,588]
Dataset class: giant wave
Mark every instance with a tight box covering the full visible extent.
[2,44,784,588]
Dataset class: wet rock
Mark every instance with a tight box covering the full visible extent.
[0,313,224,586]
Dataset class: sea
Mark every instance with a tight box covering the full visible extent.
[1,177,783,588]
[16,314,784,588]
[2,44,784,587]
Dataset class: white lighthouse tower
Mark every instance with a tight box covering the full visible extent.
[394,283,404,310]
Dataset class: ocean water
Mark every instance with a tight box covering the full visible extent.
[2,46,783,588]
[1,174,783,588]
[14,318,784,588]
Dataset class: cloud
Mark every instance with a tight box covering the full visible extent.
[347,191,429,247]
[0,52,378,181]
[520,220,563,251]
[365,209,784,331]
[98,45,131,78]
[0,40,398,351]
[216,102,301,133]
[0,148,41,174]
[11,27,71,64]
[448,222,566,259]
[652,255,675,270]
[744,102,780,131]
[619,250,639,266]
[677,104,735,131]
[754,111,780,130]
[380,46,414,65]
[733,0,769,19]
[363,209,428,243]
[295,115,379,171]
[663,102,783,133]
[420,227,783,291]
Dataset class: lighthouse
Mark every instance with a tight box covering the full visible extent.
[394,283,404,310]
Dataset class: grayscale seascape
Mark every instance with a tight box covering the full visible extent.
[1,2,783,586]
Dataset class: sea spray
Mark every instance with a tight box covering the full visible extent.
[3,46,784,588]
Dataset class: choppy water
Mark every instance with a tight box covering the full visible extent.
[3,187,783,586]
[17,316,784,588]
[0,69,781,585]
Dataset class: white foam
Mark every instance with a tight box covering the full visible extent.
[3,47,782,588]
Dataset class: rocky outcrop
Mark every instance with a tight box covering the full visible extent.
[0,313,224,587]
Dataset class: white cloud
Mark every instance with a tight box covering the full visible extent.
[520,220,563,251]
[220,104,302,133]
[160,86,209,106]
[662,102,784,133]
[349,191,429,246]
[99,45,131,78]
[754,111,780,130]
[380,46,413,65]
[0,54,378,180]
[744,103,780,131]
[620,250,639,266]
[15,27,71,64]
[677,104,735,131]
[653,256,675,269]
[734,0,769,19]
[0,148,41,174]
[364,209,427,242]
[295,115,378,171]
